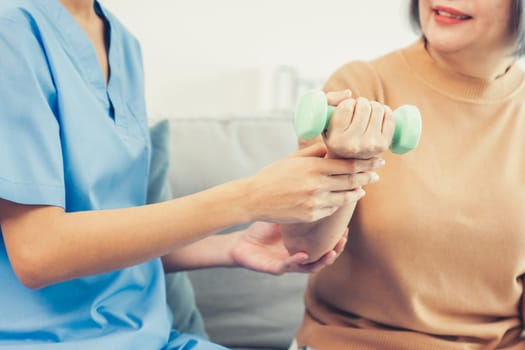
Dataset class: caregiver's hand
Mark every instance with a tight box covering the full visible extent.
[246,142,381,224]
[229,222,348,275]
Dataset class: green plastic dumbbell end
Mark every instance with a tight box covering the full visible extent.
[294,90,334,140]
[390,104,422,154]
[294,90,422,154]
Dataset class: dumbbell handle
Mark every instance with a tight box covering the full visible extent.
[294,90,422,154]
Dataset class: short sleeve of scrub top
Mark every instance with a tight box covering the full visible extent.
[0,1,227,349]
[0,8,65,206]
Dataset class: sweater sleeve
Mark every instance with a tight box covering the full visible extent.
[323,60,385,104]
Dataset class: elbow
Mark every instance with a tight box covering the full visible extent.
[15,270,47,290]
[0,203,68,289]
[8,245,56,290]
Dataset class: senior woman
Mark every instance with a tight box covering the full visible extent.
[286,0,525,349]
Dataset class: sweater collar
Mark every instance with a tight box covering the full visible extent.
[401,39,525,103]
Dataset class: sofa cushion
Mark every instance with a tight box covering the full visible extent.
[167,116,308,350]
[148,119,207,337]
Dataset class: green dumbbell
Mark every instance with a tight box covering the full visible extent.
[294,90,422,154]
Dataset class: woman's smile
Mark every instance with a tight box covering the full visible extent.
[433,5,473,24]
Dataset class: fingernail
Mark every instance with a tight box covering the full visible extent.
[371,172,380,182]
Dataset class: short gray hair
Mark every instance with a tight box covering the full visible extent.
[408,0,525,56]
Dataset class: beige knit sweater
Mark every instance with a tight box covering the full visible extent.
[296,40,525,350]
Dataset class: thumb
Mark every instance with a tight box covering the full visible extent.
[326,89,352,106]
[280,252,309,273]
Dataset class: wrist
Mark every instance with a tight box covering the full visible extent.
[222,178,256,224]
[233,177,263,222]
[225,231,243,268]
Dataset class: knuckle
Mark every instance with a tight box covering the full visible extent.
[365,137,389,154]
[304,192,317,205]
[356,97,372,112]
[350,188,365,201]
[307,209,319,222]
[356,96,369,105]
[384,112,395,125]
[342,147,360,158]
[338,99,356,114]
[372,142,384,154]
[360,144,374,155]
[306,177,320,191]
[356,173,368,186]
[345,141,361,154]
[347,175,357,188]
[305,197,318,211]
[329,139,358,157]
[345,192,356,203]
[370,101,384,113]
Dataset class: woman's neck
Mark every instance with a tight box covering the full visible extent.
[425,42,516,81]
[59,0,97,21]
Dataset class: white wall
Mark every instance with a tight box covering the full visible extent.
[99,1,418,118]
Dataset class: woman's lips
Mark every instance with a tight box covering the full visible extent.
[432,6,473,24]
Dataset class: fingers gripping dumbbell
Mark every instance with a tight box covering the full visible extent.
[294,90,422,154]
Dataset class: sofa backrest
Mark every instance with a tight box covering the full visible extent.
[166,115,308,350]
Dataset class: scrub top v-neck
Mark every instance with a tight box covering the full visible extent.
[0,1,226,349]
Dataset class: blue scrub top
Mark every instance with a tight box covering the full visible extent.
[0,1,226,349]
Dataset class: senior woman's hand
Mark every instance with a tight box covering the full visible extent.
[323,96,396,160]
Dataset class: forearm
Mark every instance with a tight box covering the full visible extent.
[161,232,239,272]
[1,179,251,288]
[281,199,358,262]
[280,142,367,262]
[280,141,363,261]
[2,140,372,288]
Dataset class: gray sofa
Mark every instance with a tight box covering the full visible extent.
[157,115,308,349]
